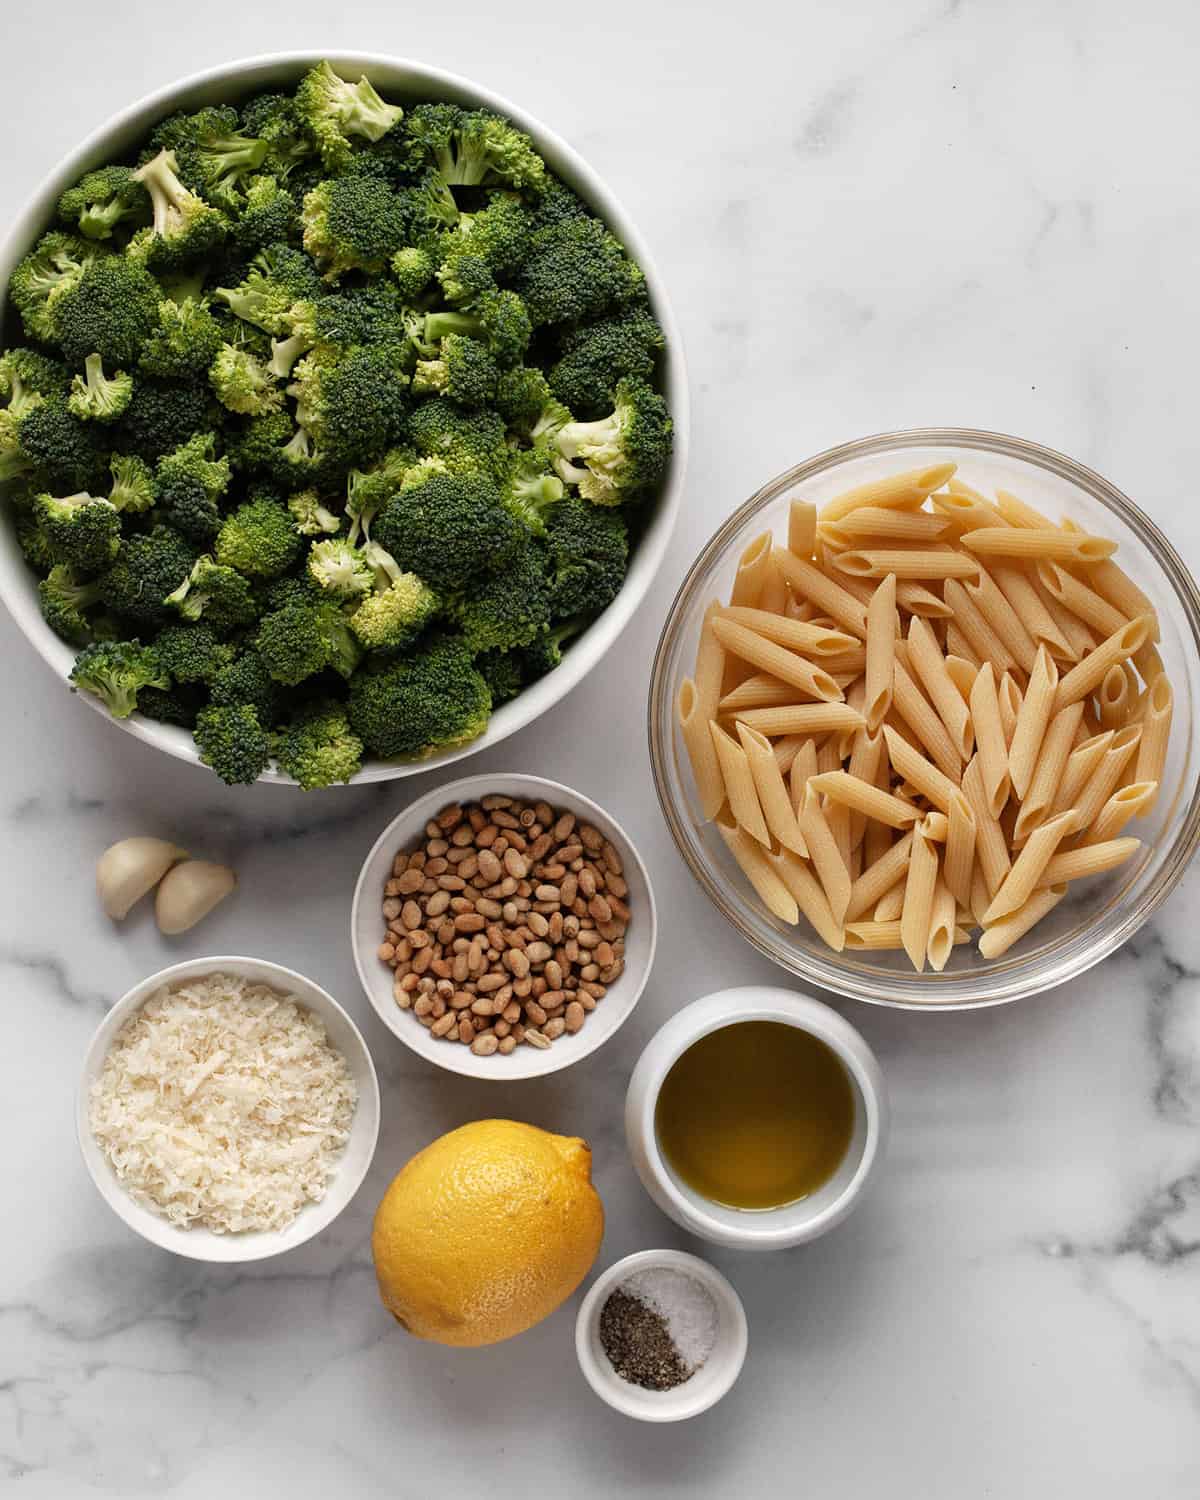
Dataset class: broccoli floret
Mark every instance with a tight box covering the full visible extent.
[404,104,544,192]
[99,525,197,625]
[106,453,157,514]
[543,497,628,618]
[150,106,269,210]
[8,233,98,343]
[423,289,531,369]
[373,469,522,589]
[15,397,102,489]
[287,346,408,467]
[256,599,361,685]
[128,150,228,268]
[391,245,434,299]
[450,193,534,275]
[411,334,498,407]
[139,296,224,379]
[38,562,103,643]
[549,376,672,503]
[344,446,414,543]
[295,62,404,169]
[447,535,552,652]
[33,491,120,572]
[240,93,314,178]
[499,446,566,534]
[67,354,133,422]
[232,174,300,250]
[70,638,169,718]
[49,255,161,369]
[209,648,279,723]
[273,698,363,789]
[493,364,554,434]
[57,166,149,241]
[348,633,490,759]
[516,217,644,328]
[214,493,303,577]
[15,515,55,572]
[117,377,211,460]
[137,682,206,728]
[405,399,510,482]
[529,178,591,229]
[516,616,587,679]
[288,489,340,535]
[403,168,461,236]
[193,703,272,784]
[0,348,69,415]
[165,554,257,632]
[153,433,229,542]
[435,251,495,310]
[256,571,321,614]
[476,647,524,705]
[306,536,372,599]
[154,621,236,682]
[215,241,322,332]
[348,542,439,651]
[208,342,282,415]
[300,176,409,279]
[548,308,665,418]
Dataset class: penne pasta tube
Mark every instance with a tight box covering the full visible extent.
[787,498,818,559]
[1052,616,1153,712]
[832,548,980,580]
[978,885,1066,959]
[964,567,1038,674]
[816,735,842,773]
[710,721,772,845]
[825,799,852,868]
[788,738,819,812]
[945,623,982,668]
[983,811,1079,924]
[943,789,977,907]
[864,573,897,733]
[715,606,857,656]
[873,883,907,922]
[678,678,725,820]
[711,617,843,701]
[809,770,921,829]
[717,818,799,924]
[968,663,1011,816]
[1134,674,1172,806]
[961,527,1117,563]
[865,744,896,868]
[892,659,963,779]
[896,580,954,617]
[1008,645,1058,801]
[822,507,951,542]
[882,724,960,813]
[943,578,1017,675]
[969,863,991,926]
[993,489,1054,528]
[772,547,868,637]
[927,877,957,971]
[771,733,809,776]
[934,484,1007,531]
[845,919,971,952]
[767,848,844,949]
[944,655,978,701]
[1132,640,1164,685]
[989,562,1072,656]
[998,672,1023,750]
[1083,782,1158,845]
[908,615,973,761]
[1036,561,1127,639]
[1038,837,1141,888]
[798,784,852,925]
[1013,701,1085,843]
[735,703,866,737]
[846,727,885,848]
[787,597,816,622]
[720,674,795,712]
[755,557,789,616]
[1097,662,1133,730]
[1072,724,1142,829]
[845,829,915,921]
[922,811,949,842]
[737,723,808,855]
[900,817,940,971]
[820,462,957,523]
[961,754,1012,896]
[1050,730,1114,818]
[729,531,774,609]
[1082,556,1159,642]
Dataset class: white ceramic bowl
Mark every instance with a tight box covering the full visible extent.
[625,986,888,1251]
[0,51,688,785]
[351,772,657,1079]
[77,955,380,1262]
[575,1249,748,1422]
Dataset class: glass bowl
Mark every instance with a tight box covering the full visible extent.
[648,429,1200,1009]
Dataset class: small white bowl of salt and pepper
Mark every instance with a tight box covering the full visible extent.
[575,1249,747,1420]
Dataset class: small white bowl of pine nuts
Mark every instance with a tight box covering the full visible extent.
[351,774,658,1078]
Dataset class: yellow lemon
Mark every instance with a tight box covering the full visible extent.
[372,1118,604,1347]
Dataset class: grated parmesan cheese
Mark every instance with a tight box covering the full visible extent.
[89,973,357,1234]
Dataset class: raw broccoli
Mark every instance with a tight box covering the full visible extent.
[137,682,206,728]
[295,62,404,169]
[348,542,439,650]
[404,104,545,192]
[348,633,491,759]
[548,376,672,503]
[2,398,100,489]
[139,296,224,379]
[8,233,98,343]
[411,334,498,407]
[33,491,120,572]
[404,168,461,236]
[272,281,406,372]
[373,469,522,589]
[153,621,236,682]
[128,150,228,268]
[232,174,300,250]
[214,493,303,577]
[67,354,133,422]
[57,166,148,241]
[306,536,372,599]
[449,193,533,275]
[194,703,272,784]
[215,241,322,332]
[286,345,408,467]
[435,251,495,310]
[273,698,363,788]
[70,639,169,718]
[493,364,554,433]
[405,399,510,481]
[548,308,665,418]
[106,453,157,513]
[344,446,414,542]
[154,433,230,542]
[476,647,524,704]
[301,176,409,278]
[209,648,279,722]
[15,515,55,572]
[256,571,322,614]
[391,244,434,298]
[516,615,587,679]
[240,93,314,178]
[256,599,360,684]
[164,554,257,632]
[529,178,591,229]
[99,525,196,625]
[117,377,212,460]
[288,490,340,535]
[516,217,644,328]
[0,348,70,411]
[38,563,103,643]
[49,255,161,368]
[209,343,282,414]
[498,446,565,534]
[447,535,552,652]
[424,288,530,367]
[543,497,629,618]
[150,106,269,210]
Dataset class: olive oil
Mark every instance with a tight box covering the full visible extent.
[654,1022,854,1210]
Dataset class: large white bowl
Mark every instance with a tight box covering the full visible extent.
[0,52,689,784]
[77,955,381,1262]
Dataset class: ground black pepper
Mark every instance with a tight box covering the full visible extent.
[598,1288,692,1391]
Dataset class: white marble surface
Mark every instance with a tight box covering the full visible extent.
[2,1,1200,1493]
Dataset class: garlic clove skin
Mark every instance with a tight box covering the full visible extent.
[155,861,237,935]
[97,838,189,921]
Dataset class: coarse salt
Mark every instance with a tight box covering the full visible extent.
[622,1267,718,1372]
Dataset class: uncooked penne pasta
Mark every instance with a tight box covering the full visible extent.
[927,877,957,971]
[1008,645,1058,800]
[896,581,954,617]
[787,498,818,559]
[820,462,957,523]
[1013,701,1085,843]
[864,744,896,868]
[711,617,843,701]
[873,883,907,922]
[719,674,795,713]
[678,678,726,820]
[983,810,1078,923]
[1038,837,1141,888]
[944,655,978,701]
[961,755,1012,897]
[798,784,851,925]
[710,721,771,845]
[845,919,970,952]
[822,507,951,542]
[1097,663,1133,730]
[767,848,844,949]
[978,886,1066,959]
[997,672,1023,750]
[882,724,960,813]
[735,703,866,737]
[756,556,789,616]
[961,527,1117,563]
[934,484,1006,531]
[1134,674,1172,806]
[845,727,885,849]
[993,489,1054,529]
[771,733,808,776]
[809,770,920,830]
[945,623,982,668]
[968,664,1011,816]
[825,799,852,869]
[737,723,807,855]
[943,789,976,907]
[729,531,774,609]
[892,659,962,780]
[864,572,897,733]
[1053,616,1153,712]
[1084,782,1157,845]
[1083,556,1159,642]
[944,578,1017,675]
[969,863,991,926]
[1036,561,1127,639]
[908,615,973,762]
[964,567,1038,674]
[772,547,868,637]
[989,561,1072,657]
[845,829,915,922]
[1051,730,1113,817]
[716,606,857,657]
[900,817,940,971]
[832,547,980,580]
[1132,640,1165,684]
[1072,724,1141,829]
[816,735,843,774]
[717,819,798,924]
[788,738,819,812]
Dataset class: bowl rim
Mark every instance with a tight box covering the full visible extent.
[574,1247,748,1421]
[648,427,1200,1009]
[76,953,381,1262]
[350,770,658,1079]
[0,49,689,786]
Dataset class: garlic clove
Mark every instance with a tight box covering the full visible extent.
[97,837,188,921]
[155,860,237,935]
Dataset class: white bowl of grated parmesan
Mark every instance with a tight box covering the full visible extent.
[77,958,380,1262]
